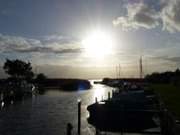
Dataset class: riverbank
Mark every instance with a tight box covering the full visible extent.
[0,78,91,91]
[150,83,180,120]
[39,78,91,91]
[101,78,180,120]
[0,78,91,104]
[100,78,145,87]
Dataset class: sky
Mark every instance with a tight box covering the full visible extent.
[0,0,180,79]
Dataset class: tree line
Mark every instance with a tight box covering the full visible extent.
[3,59,47,84]
[0,59,47,101]
[145,69,180,85]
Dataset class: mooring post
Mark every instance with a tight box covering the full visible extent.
[78,99,81,135]
[95,128,99,135]
[66,123,73,135]
[108,92,110,100]
[95,97,98,103]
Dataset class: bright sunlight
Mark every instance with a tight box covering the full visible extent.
[82,30,114,58]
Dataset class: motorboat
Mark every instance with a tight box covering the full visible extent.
[87,87,161,133]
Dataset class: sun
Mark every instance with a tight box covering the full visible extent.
[82,30,114,58]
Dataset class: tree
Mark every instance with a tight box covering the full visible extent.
[35,73,47,93]
[35,73,47,84]
[3,59,34,82]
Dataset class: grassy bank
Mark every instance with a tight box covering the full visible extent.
[150,84,180,119]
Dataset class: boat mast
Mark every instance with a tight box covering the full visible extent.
[139,56,143,78]
[115,64,121,79]
[115,66,118,79]
[119,64,121,79]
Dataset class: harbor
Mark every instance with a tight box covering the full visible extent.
[0,59,179,135]
[0,81,112,135]
[1,0,180,134]
[87,82,175,135]
[0,80,179,135]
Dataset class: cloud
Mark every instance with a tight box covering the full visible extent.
[161,0,180,32]
[42,35,79,45]
[157,56,180,63]
[147,54,180,65]
[113,0,180,32]
[0,34,82,54]
[12,47,82,54]
[167,56,180,63]
[113,2,159,30]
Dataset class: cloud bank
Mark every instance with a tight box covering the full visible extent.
[0,34,82,54]
[113,0,180,32]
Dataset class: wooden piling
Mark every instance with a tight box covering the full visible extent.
[66,123,73,135]
[95,97,97,103]
[78,99,81,135]
[108,92,110,100]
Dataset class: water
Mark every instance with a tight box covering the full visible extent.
[0,82,112,135]
[0,82,159,135]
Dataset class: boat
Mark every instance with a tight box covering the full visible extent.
[93,81,102,84]
[87,85,161,133]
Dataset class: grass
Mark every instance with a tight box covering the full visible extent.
[150,84,180,120]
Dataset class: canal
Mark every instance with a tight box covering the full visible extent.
[0,81,113,135]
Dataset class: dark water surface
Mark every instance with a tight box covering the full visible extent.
[0,82,112,135]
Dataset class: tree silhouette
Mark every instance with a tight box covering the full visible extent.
[145,68,180,85]
[3,59,34,82]
[35,73,47,85]
[35,73,47,93]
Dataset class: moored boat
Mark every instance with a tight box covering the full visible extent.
[87,86,161,133]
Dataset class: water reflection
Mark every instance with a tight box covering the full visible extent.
[10,100,13,105]
[1,101,4,108]
[0,82,142,135]
[93,84,106,102]
[92,83,112,102]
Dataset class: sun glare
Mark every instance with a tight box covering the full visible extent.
[82,30,114,58]
[93,85,106,101]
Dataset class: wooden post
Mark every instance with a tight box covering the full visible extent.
[108,92,110,100]
[66,123,73,135]
[95,128,100,135]
[95,97,98,103]
[78,99,81,135]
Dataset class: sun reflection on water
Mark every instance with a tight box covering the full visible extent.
[93,84,106,102]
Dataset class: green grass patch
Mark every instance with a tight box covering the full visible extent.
[150,84,180,119]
